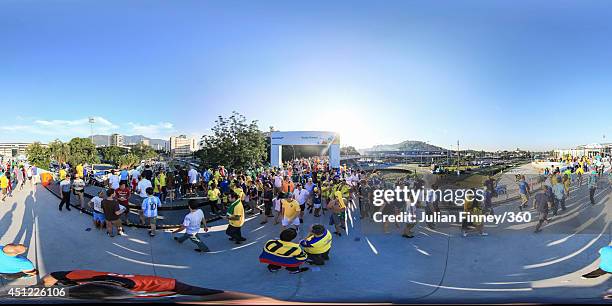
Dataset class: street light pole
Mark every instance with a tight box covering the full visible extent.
[456,140,460,176]
[88,117,95,143]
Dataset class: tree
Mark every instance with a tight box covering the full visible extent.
[67,137,100,165]
[98,146,127,165]
[117,153,140,169]
[131,143,158,161]
[196,111,266,170]
[340,146,360,156]
[25,142,51,168]
[47,139,71,165]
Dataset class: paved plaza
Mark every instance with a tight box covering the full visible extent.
[0,169,610,303]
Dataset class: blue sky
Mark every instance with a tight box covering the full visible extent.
[1,0,611,151]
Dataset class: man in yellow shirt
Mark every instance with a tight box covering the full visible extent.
[207,183,221,215]
[231,179,246,201]
[576,165,584,186]
[213,169,221,182]
[159,170,167,203]
[59,168,67,181]
[300,224,332,265]
[225,191,246,244]
[0,172,9,202]
[76,164,84,179]
[327,192,346,236]
[154,171,167,203]
[281,193,301,230]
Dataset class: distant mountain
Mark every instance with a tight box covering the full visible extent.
[91,134,168,150]
[122,135,149,145]
[361,140,447,153]
[91,135,110,146]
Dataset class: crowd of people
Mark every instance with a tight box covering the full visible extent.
[0,160,39,203]
[47,157,359,273]
[2,152,610,280]
[524,155,611,233]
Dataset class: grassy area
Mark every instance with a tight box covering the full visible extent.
[441,165,479,172]
[379,172,412,182]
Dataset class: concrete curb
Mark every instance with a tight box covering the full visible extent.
[43,184,223,229]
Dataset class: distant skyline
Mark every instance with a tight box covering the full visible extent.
[2,1,611,151]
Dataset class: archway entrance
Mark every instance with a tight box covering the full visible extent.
[270,131,340,168]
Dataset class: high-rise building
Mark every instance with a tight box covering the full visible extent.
[110,133,124,146]
[169,135,197,157]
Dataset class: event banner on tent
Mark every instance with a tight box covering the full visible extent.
[270,131,340,146]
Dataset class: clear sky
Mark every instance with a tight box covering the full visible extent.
[1,0,611,151]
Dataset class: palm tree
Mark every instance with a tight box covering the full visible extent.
[48,140,70,165]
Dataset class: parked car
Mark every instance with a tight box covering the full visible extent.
[90,163,116,187]
[48,162,60,174]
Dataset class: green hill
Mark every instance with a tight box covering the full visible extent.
[362,140,447,152]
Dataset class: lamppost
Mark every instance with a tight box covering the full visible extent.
[456,140,460,176]
[88,117,95,143]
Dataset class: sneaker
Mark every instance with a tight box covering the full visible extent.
[260,221,268,225]
[149,232,155,237]
[480,232,489,236]
[118,231,127,236]
[402,234,414,239]
[267,266,281,273]
[462,231,468,237]
[289,267,309,274]
[534,229,542,233]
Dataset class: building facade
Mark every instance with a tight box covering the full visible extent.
[0,143,44,160]
[169,135,197,157]
[553,143,612,159]
[110,133,124,146]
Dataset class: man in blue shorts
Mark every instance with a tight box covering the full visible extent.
[88,190,106,229]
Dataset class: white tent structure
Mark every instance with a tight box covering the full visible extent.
[270,131,340,168]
